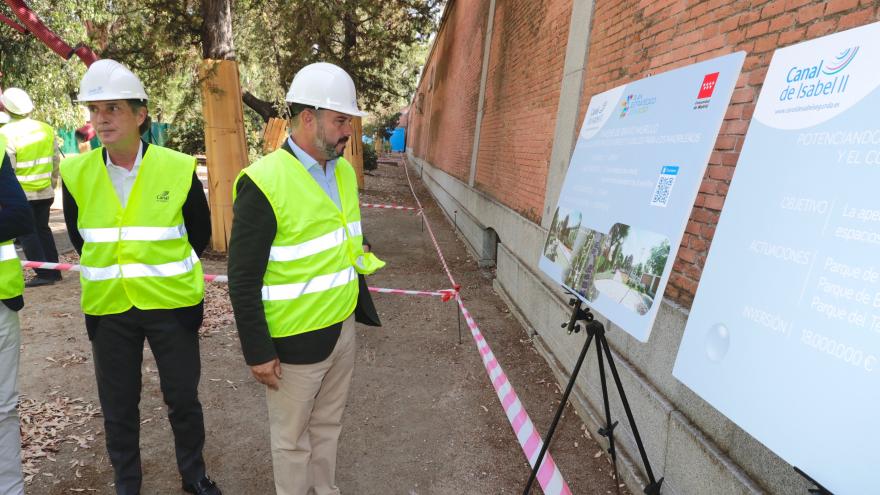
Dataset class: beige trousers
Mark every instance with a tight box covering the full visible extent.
[267,315,356,495]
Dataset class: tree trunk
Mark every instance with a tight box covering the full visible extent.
[343,117,364,188]
[341,1,357,71]
[201,0,235,59]
[200,0,248,252]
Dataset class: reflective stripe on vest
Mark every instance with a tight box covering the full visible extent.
[15,157,52,169]
[235,150,383,338]
[81,249,200,281]
[0,243,16,261]
[261,266,356,301]
[268,221,361,262]
[16,171,52,182]
[79,224,187,243]
[60,145,204,315]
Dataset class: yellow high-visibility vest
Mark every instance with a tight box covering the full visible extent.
[0,118,55,191]
[234,149,384,337]
[60,145,204,315]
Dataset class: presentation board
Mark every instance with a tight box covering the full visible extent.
[539,52,744,341]
[673,22,880,494]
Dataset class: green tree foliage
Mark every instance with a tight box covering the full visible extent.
[236,0,440,117]
[0,0,93,127]
[647,239,671,276]
[1,0,440,147]
[362,143,377,171]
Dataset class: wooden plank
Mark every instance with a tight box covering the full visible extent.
[199,59,249,252]
[344,117,364,188]
[262,117,288,154]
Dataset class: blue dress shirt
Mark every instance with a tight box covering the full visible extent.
[287,137,341,210]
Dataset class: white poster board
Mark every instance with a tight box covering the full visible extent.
[539,52,744,341]
[673,22,880,494]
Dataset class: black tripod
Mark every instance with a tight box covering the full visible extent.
[523,295,663,495]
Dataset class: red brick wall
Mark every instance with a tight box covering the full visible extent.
[473,0,574,223]
[411,0,879,308]
[580,0,880,307]
[408,0,489,182]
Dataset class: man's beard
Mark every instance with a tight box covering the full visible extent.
[315,125,348,160]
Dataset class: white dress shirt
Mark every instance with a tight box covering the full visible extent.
[105,142,144,208]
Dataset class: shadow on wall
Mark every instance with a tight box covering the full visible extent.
[480,228,499,268]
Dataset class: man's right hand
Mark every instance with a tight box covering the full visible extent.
[251,358,282,390]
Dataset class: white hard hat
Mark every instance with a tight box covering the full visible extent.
[78,59,148,102]
[0,88,34,116]
[0,111,9,124]
[286,62,365,117]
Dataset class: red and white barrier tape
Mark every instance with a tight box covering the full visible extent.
[360,202,419,211]
[399,156,459,290]
[457,295,572,495]
[21,260,80,273]
[20,261,455,301]
[369,286,457,301]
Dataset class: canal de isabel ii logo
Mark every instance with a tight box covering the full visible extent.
[780,46,859,102]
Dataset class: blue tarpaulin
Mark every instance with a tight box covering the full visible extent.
[389,127,405,152]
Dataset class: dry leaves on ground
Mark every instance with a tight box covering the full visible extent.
[201,283,234,337]
[19,394,101,483]
[44,353,89,368]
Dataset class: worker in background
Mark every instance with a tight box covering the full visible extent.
[228,62,384,495]
[0,129,34,494]
[0,88,62,287]
[60,59,221,495]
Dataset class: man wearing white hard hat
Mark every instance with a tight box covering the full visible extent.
[228,62,384,495]
[0,87,62,287]
[60,59,220,495]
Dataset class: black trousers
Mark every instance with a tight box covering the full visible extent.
[90,306,207,495]
[17,197,61,280]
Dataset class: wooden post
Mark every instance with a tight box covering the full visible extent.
[343,117,364,188]
[199,59,249,252]
[262,117,288,154]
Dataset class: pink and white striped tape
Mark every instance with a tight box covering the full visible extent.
[456,294,572,495]
[400,156,459,290]
[360,202,418,211]
[368,287,457,300]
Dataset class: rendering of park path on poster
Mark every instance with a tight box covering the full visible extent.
[538,52,744,342]
[673,22,880,494]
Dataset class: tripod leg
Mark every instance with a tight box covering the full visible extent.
[598,333,662,491]
[596,333,623,495]
[522,329,595,495]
